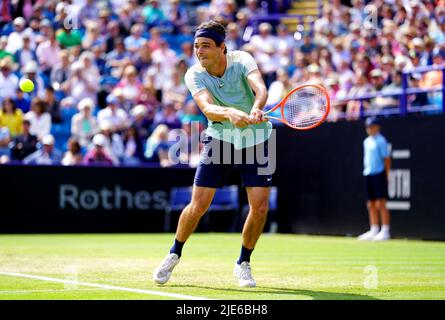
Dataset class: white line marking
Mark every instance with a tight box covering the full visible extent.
[392,150,410,159]
[387,201,411,210]
[0,272,212,300]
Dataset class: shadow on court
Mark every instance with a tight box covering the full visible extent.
[168,284,378,300]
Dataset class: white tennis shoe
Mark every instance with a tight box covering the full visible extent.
[372,231,391,241]
[357,229,379,241]
[153,253,180,285]
[234,261,256,288]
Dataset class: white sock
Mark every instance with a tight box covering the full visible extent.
[381,225,390,233]
[370,225,379,233]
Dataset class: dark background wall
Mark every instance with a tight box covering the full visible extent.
[1,114,444,239]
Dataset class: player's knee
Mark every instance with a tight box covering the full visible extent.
[188,201,210,217]
[250,202,269,217]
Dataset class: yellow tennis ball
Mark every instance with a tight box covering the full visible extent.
[19,79,34,93]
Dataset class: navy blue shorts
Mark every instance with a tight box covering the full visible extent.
[194,135,273,188]
[365,171,388,201]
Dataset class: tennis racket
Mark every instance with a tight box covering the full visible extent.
[257,83,330,130]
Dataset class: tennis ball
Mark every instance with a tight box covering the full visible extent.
[19,79,34,93]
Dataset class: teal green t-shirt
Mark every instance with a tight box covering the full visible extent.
[184,50,272,149]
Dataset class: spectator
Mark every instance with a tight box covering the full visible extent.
[79,0,100,26]
[122,125,144,165]
[20,60,45,99]
[83,133,114,166]
[113,65,143,105]
[0,98,23,137]
[36,29,61,78]
[153,102,181,130]
[162,71,188,105]
[55,24,83,49]
[358,117,391,241]
[0,36,13,61]
[25,98,51,140]
[14,88,32,113]
[50,49,72,89]
[6,17,34,54]
[71,97,98,148]
[142,0,166,29]
[97,95,129,133]
[124,23,147,56]
[82,20,106,51]
[130,104,152,141]
[0,57,19,101]
[144,123,171,167]
[61,137,83,166]
[44,87,61,124]
[23,134,62,165]
[105,38,131,78]
[14,33,37,68]
[9,119,38,161]
[0,125,10,158]
[225,23,244,52]
[98,120,124,165]
[167,0,188,34]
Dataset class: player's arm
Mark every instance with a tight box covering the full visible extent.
[193,89,250,128]
[247,70,268,123]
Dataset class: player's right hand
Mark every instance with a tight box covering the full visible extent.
[227,109,250,128]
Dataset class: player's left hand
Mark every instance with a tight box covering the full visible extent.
[249,108,264,124]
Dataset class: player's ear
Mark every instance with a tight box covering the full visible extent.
[221,42,227,54]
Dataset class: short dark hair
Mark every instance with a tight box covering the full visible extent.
[196,20,227,53]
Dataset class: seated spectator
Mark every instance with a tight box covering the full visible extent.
[44,87,61,124]
[0,125,10,158]
[14,33,37,68]
[0,57,19,101]
[50,49,72,89]
[71,98,98,148]
[113,65,143,105]
[55,24,83,49]
[25,98,51,140]
[143,0,166,29]
[162,71,188,105]
[153,102,182,130]
[14,88,32,114]
[82,20,106,51]
[409,73,429,107]
[179,100,206,125]
[266,68,293,107]
[20,61,46,100]
[36,29,61,78]
[83,133,114,166]
[61,137,83,166]
[225,23,244,52]
[0,98,23,137]
[167,0,189,34]
[97,95,130,133]
[9,119,38,161]
[122,126,144,165]
[61,59,99,106]
[99,120,124,165]
[130,104,152,141]
[124,24,147,56]
[23,134,62,165]
[105,38,131,78]
[144,124,171,167]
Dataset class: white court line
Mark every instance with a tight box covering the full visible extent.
[0,272,212,300]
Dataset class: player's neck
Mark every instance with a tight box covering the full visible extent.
[206,55,227,78]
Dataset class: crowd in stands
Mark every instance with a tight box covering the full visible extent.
[0,0,444,167]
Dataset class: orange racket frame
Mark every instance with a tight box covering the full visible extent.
[262,83,331,130]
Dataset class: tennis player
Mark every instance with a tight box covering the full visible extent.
[153,20,273,287]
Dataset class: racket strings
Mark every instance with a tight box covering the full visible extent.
[284,87,328,128]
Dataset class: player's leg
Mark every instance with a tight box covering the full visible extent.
[358,200,380,240]
[358,174,380,240]
[372,172,390,241]
[242,186,270,251]
[373,198,391,240]
[234,186,270,288]
[175,186,216,243]
[153,186,216,285]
